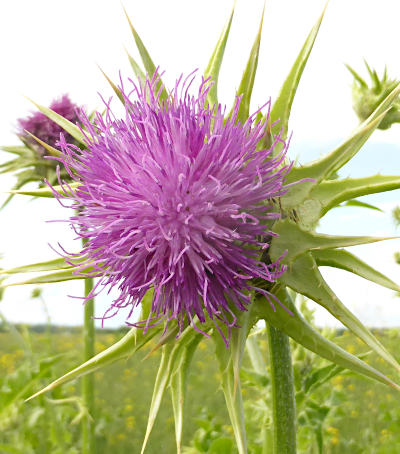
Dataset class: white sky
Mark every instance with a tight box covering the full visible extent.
[1,0,400,328]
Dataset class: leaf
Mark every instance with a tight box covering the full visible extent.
[24,130,61,157]
[341,199,383,211]
[313,248,400,292]
[213,328,247,454]
[231,5,264,123]
[141,327,202,454]
[1,269,85,287]
[311,174,400,217]
[98,66,125,104]
[204,2,235,107]
[254,287,400,390]
[9,181,80,198]
[284,83,400,206]
[170,334,203,454]
[124,8,168,101]
[2,258,71,274]
[269,218,393,264]
[25,97,86,145]
[26,327,160,401]
[125,48,146,84]
[270,3,327,141]
[278,253,400,373]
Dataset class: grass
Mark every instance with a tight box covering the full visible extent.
[0,324,399,453]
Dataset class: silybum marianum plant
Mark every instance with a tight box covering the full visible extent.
[2,3,400,453]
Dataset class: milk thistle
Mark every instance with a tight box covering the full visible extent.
[52,74,290,337]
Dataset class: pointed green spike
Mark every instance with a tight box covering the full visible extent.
[2,258,71,275]
[8,181,80,198]
[311,174,400,218]
[170,334,202,454]
[24,130,62,157]
[270,2,327,141]
[341,199,383,212]
[204,1,235,107]
[1,268,85,287]
[279,252,400,373]
[25,97,86,145]
[123,8,168,102]
[98,66,125,104]
[141,327,201,454]
[364,59,381,90]
[270,218,394,263]
[284,83,400,205]
[125,48,146,84]
[345,64,368,88]
[254,287,400,390]
[213,331,247,454]
[232,4,264,123]
[26,326,159,401]
[313,248,400,293]
[141,343,175,454]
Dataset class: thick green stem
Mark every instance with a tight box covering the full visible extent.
[81,275,96,454]
[267,324,297,454]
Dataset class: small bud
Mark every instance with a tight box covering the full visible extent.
[347,61,400,130]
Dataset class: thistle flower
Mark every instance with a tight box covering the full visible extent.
[18,94,80,155]
[52,74,291,336]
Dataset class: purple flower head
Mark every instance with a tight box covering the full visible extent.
[18,95,80,156]
[52,73,291,341]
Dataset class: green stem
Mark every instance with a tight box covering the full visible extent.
[267,324,297,454]
[81,274,96,454]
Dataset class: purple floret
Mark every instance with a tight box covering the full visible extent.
[51,73,291,340]
[18,95,80,155]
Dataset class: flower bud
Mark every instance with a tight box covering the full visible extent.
[347,61,400,130]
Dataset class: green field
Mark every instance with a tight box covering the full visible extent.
[1,323,399,454]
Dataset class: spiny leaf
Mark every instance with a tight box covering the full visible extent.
[26,327,159,401]
[24,131,61,157]
[170,334,203,454]
[342,199,383,212]
[2,258,71,275]
[141,344,175,454]
[125,48,146,84]
[232,4,264,123]
[1,268,86,287]
[98,66,125,104]
[311,174,400,217]
[204,1,235,107]
[8,181,80,198]
[313,248,400,292]
[141,327,202,454]
[278,253,400,373]
[270,218,394,263]
[284,83,400,206]
[214,331,247,454]
[123,8,168,101]
[270,2,327,141]
[25,97,86,145]
[255,287,400,390]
